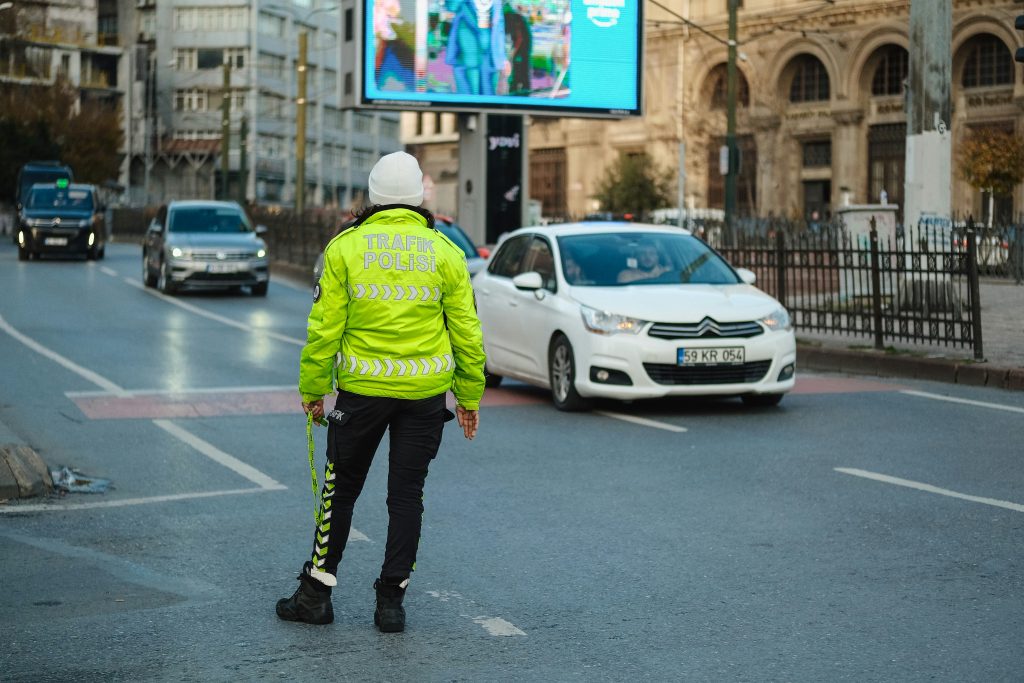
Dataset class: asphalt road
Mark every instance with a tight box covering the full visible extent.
[1,242,1022,682]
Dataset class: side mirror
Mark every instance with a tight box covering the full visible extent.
[736,268,757,285]
[477,246,491,259]
[255,224,268,235]
[512,271,543,290]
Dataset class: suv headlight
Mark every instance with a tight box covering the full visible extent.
[580,304,647,335]
[170,247,191,259]
[760,307,792,331]
[257,248,266,258]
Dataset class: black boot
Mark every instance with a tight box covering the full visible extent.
[373,578,407,633]
[276,564,334,625]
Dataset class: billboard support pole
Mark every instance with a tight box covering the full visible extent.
[457,113,488,246]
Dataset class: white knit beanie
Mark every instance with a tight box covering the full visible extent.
[368,151,424,207]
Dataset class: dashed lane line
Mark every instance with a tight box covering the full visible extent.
[425,590,527,637]
[900,390,1024,415]
[836,467,1024,513]
[122,277,304,346]
[595,410,688,433]
[99,266,118,277]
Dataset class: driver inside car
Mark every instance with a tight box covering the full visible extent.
[617,241,670,283]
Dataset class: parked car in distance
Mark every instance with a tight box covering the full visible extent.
[435,215,490,276]
[13,161,74,244]
[142,200,270,296]
[473,222,797,411]
[17,181,105,261]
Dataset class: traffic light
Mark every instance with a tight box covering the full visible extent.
[1016,15,1024,63]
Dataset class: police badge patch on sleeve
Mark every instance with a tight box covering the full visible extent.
[312,284,321,302]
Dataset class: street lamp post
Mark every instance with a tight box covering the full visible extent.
[725,0,738,228]
[265,3,338,219]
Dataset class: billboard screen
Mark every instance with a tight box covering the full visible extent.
[361,0,642,117]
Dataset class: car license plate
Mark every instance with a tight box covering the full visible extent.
[677,347,745,365]
[207,263,240,273]
[44,237,68,246]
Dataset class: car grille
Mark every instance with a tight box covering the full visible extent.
[643,360,772,385]
[190,251,253,261]
[648,318,764,340]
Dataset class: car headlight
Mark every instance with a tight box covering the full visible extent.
[170,247,190,259]
[760,307,792,331]
[257,248,266,258]
[580,304,647,335]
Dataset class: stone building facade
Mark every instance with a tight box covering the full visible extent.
[526,0,1024,224]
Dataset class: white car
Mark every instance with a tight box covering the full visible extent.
[472,223,797,411]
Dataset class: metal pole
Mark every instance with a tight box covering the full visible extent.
[296,30,308,221]
[238,115,248,205]
[724,0,738,226]
[869,216,885,351]
[220,60,231,200]
[966,219,985,360]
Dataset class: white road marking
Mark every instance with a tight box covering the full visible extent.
[0,487,279,514]
[348,527,370,543]
[836,467,1024,513]
[153,419,283,489]
[595,410,688,433]
[424,590,527,637]
[0,314,128,397]
[473,617,527,637]
[900,390,1024,415]
[99,266,118,277]
[123,277,305,346]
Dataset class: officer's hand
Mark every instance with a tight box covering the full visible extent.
[455,405,479,440]
[302,399,325,422]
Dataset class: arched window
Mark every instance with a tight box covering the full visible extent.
[788,55,830,103]
[961,35,1013,88]
[871,46,908,96]
[707,64,749,109]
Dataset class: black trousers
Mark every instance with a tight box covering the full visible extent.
[309,389,448,581]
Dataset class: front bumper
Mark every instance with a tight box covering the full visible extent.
[21,226,96,254]
[166,257,270,288]
[571,327,797,400]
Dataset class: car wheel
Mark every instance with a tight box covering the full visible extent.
[98,246,106,260]
[484,367,503,388]
[741,393,784,408]
[157,258,177,295]
[142,252,157,287]
[549,334,590,412]
[251,281,269,297]
[17,245,28,261]
[86,244,97,260]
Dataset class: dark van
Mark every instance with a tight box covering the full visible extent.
[17,182,106,261]
[13,161,74,244]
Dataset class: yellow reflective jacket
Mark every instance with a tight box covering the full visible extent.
[299,207,486,409]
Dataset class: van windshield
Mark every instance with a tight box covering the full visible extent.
[21,171,72,201]
[27,187,94,211]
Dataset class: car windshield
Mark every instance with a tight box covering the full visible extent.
[27,187,93,210]
[169,207,251,233]
[21,172,70,199]
[437,222,477,259]
[557,232,740,286]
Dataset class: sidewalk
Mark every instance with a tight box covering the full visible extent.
[796,278,1024,390]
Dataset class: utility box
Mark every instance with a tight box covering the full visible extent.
[837,204,898,249]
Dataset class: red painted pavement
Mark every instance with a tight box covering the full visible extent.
[71,375,900,421]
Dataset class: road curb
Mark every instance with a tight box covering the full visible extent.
[798,346,1022,391]
[0,418,51,501]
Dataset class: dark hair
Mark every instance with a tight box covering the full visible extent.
[350,203,436,231]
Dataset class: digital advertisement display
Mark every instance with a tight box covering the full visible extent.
[361,0,642,116]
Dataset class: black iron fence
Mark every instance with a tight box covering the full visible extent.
[715,219,987,359]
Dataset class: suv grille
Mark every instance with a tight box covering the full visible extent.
[643,361,772,385]
[191,251,252,261]
[648,318,764,340]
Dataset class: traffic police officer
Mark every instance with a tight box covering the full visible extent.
[276,151,486,632]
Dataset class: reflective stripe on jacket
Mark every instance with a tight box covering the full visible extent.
[299,207,486,409]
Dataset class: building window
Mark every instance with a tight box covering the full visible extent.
[530,148,567,219]
[354,112,374,134]
[197,48,223,70]
[344,72,353,95]
[174,7,249,31]
[344,8,354,42]
[707,136,757,215]
[788,55,830,103]
[259,91,286,119]
[871,45,908,96]
[868,124,905,208]
[707,63,749,109]
[961,35,1013,89]
[352,148,375,169]
[259,12,286,37]
[324,106,345,130]
[259,52,286,80]
[380,118,399,139]
[174,89,208,112]
[802,139,831,168]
